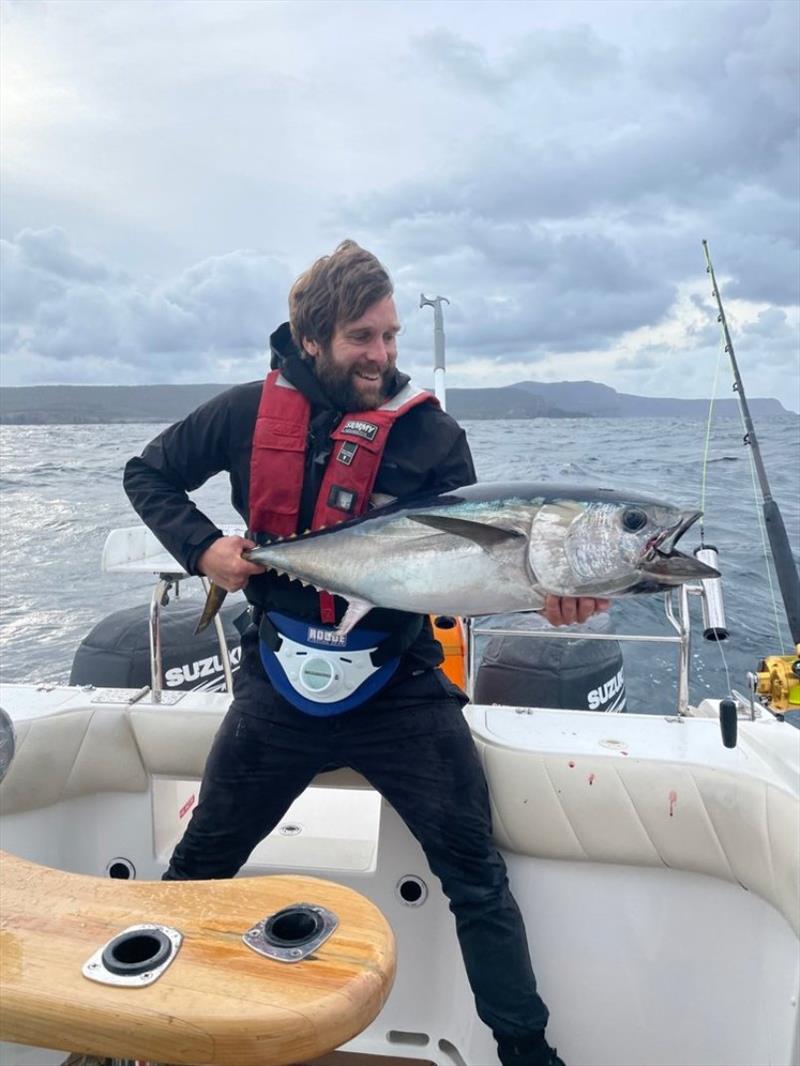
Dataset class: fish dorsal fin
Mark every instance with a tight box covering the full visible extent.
[407,513,524,548]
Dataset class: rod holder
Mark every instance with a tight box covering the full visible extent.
[83,923,182,987]
[243,903,338,963]
[695,545,728,641]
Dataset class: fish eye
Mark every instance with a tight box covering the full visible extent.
[621,507,648,533]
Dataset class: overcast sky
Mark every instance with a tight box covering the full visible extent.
[1,0,798,409]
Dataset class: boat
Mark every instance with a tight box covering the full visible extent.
[1,514,798,1066]
[1,246,798,1066]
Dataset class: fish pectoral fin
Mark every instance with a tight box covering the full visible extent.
[337,597,375,635]
[195,583,228,635]
[407,513,525,548]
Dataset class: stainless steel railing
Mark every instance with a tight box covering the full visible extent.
[148,576,716,715]
[147,574,234,702]
[468,584,700,717]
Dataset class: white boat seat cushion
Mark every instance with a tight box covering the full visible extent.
[475,738,800,937]
[0,708,148,814]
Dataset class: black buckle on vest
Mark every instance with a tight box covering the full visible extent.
[336,441,358,466]
[258,613,283,651]
[232,606,255,637]
[327,485,358,514]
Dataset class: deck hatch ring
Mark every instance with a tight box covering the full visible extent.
[102,929,171,975]
[264,907,323,946]
[397,875,428,907]
[83,923,182,987]
[106,857,136,879]
[243,903,339,963]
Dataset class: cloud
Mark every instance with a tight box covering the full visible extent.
[413,23,620,97]
[363,3,797,232]
[369,215,676,368]
[329,2,797,406]
[0,228,291,383]
[0,1,797,408]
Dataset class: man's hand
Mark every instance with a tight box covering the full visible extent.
[198,536,265,592]
[542,595,610,627]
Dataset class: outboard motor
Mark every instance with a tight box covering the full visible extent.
[70,601,244,693]
[473,612,626,712]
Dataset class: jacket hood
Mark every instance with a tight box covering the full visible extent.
[268,322,410,406]
[269,322,301,370]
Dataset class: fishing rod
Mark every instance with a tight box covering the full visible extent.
[702,239,800,646]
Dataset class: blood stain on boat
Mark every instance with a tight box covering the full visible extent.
[668,790,678,817]
[588,773,595,785]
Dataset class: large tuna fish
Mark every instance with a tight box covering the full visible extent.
[196,482,719,634]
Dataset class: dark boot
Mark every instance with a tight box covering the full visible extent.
[495,1031,566,1066]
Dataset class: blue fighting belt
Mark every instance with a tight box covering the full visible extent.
[259,612,401,716]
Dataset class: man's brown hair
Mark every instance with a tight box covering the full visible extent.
[289,240,393,353]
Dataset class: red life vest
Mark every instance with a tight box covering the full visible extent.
[248,369,438,621]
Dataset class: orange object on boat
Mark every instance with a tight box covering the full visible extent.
[432,615,468,693]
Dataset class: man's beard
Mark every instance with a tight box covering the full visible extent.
[313,348,395,411]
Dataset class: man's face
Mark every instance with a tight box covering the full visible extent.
[303,296,400,411]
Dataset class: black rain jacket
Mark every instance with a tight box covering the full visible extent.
[123,324,476,670]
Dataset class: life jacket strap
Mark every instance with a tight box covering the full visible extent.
[319,590,336,625]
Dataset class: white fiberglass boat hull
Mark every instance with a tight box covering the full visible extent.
[0,683,797,1066]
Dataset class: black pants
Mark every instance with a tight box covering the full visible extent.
[165,640,549,1039]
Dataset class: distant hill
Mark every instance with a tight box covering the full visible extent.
[445,386,577,420]
[0,380,793,424]
[515,380,791,419]
[0,384,226,424]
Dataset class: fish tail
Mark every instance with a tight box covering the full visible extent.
[195,583,228,635]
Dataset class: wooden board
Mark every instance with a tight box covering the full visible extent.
[0,851,396,1065]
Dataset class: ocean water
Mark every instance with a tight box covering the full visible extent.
[1,415,798,713]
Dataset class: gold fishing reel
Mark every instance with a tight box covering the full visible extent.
[754,644,800,712]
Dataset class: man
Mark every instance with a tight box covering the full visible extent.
[124,241,606,1066]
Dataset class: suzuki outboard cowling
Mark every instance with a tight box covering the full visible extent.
[473,612,626,712]
[70,601,244,693]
